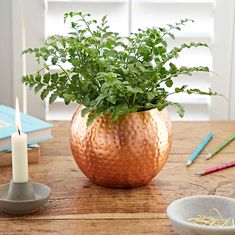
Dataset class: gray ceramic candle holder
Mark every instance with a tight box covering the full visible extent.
[0,180,51,215]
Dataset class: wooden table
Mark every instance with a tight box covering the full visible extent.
[0,121,235,235]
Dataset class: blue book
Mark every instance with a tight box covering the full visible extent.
[0,105,53,152]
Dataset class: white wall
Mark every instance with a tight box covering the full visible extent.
[0,0,45,119]
[210,0,235,120]
[229,2,235,119]
[15,0,46,119]
[0,0,13,107]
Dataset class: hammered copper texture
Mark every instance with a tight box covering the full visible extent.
[70,105,172,188]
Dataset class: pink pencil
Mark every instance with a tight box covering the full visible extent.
[196,161,235,176]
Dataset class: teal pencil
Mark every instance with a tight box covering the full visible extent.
[186,132,213,166]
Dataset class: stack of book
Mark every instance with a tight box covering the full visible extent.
[0,105,53,166]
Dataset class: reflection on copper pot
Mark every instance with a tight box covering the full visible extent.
[70,105,172,188]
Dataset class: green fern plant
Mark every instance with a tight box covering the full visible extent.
[22,12,217,124]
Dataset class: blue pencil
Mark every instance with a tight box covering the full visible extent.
[186,132,214,166]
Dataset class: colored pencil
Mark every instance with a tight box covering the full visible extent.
[186,132,213,166]
[206,134,235,160]
[196,161,235,176]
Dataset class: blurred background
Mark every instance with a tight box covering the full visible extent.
[0,0,234,121]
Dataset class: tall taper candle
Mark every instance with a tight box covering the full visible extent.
[11,98,28,183]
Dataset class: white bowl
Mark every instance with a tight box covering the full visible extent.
[167,195,235,235]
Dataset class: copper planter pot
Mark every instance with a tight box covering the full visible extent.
[70,105,172,188]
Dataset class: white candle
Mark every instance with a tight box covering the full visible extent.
[11,98,28,183]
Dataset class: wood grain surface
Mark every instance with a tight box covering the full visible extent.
[1,121,235,235]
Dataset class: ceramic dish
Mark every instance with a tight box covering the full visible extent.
[167,195,235,235]
[0,182,51,214]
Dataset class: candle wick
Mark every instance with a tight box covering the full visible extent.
[17,128,21,135]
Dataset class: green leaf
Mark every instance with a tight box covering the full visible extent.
[110,103,129,121]
[43,54,49,61]
[34,83,44,93]
[51,56,58,65]
[81,107,91,117]
[22,48,33,54]
[51,73,59,83]
[40,89,50,100]
[175,85,188,93]
[49,93,58,104]
[126,86,143,94]
[63,93,74,102]
[43,73,50,83]
[147,92,155,100]
[87,112,103,126]
[171,102,185,118]
[87,114,96,126]
[35,74,41,82]
[107,95,116,104]
[169,63,177,74]
[165,79,173,88]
